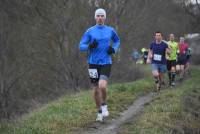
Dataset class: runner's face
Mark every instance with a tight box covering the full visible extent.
[170,34,174,41]
[180,38,184,43]
[96,14,105,25]
[155,33,162,42]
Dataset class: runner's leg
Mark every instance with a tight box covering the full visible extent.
[99,79,109,117]
[99,80,107,104]
[180,65,185,80]
[171,64,176,86]
[152,64,160,91]
[171,60,176,86]
[93,85,103,109]
[153,70,160,91]
[167,60,172,86]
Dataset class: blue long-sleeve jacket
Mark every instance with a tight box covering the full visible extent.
[79,24,120,65]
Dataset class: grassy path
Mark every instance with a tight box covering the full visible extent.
[0,65,154,134]
[1,66,199,134]
[118,66,200,134]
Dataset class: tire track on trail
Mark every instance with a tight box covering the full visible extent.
[75,93,154,134]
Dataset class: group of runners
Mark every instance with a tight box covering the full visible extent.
[147,32,191,91]
[79,8,191,122]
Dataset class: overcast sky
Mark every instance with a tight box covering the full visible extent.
[191,0,200,3]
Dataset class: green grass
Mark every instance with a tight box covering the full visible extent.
[0,65,154,134]
[119,66,200,134]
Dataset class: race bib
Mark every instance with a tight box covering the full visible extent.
[88,69,98,78]
[153,54,162,61]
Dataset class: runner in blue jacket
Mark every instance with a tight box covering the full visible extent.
[79,8,120,122]
[79,20,120,64]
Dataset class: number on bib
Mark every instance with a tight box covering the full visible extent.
[153,54,162,61]
[88,69,98,78]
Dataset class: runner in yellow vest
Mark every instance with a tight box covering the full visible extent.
[166,34,179,87]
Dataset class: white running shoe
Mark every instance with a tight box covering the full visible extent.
[96,113,103,122]
[171,82,175,86]
[101,105,109,117]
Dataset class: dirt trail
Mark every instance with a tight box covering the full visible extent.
[75,93,154,134]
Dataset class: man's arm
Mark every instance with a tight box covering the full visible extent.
[147,49,153,63]
[166,47,171,54]
[79,30,91,51]
[147,49,153,59]
[111,29,120,53]
[166,43,171,54]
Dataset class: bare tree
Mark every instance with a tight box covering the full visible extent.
[179,0,200,30]
[0,7,29,118]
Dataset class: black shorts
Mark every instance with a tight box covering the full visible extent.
[177,54,187,65]
[167,60,176,71]
[88,64,111,84]
[186,55,191,63]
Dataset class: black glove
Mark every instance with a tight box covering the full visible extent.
[88,40,98,49]
[107,46,115,55]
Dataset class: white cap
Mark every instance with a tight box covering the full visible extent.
[180,37,185,41]
[95,8,106,19]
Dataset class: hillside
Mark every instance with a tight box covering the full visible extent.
[0,65,199,134]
